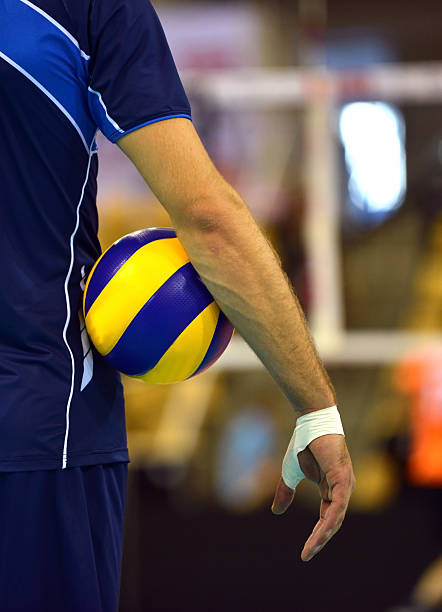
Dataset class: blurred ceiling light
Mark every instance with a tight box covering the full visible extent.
[339,102,406,220]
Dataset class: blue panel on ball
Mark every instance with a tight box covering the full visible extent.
[191,311,234,377]
[84,228,176,316]
[105,262,214,376]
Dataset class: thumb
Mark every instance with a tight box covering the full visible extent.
[271,477,295,515]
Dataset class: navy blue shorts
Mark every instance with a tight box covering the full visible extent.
[0,462,128,612]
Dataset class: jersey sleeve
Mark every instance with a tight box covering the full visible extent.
[87,0,191,142]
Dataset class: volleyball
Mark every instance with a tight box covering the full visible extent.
[83,228,234,384]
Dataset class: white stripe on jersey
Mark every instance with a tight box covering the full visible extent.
[62,147,97,469]
[18,0,90,61]
[0,51,90,152]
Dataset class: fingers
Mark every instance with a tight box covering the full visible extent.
[300,483,349,562]
[275,431,355,561]
[271,476,295,515]
[297,435,355,561]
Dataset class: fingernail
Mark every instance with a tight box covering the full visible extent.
[307,546,321,560]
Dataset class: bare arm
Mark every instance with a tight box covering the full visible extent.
[118,118,334,413]
[118,118,355,561]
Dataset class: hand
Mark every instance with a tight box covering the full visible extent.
[271,434,355,562]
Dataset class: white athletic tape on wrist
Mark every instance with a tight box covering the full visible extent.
[281,406,345,490]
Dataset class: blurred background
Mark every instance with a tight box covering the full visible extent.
[97,1,442,610]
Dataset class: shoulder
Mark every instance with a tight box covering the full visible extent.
[23,0,93,56]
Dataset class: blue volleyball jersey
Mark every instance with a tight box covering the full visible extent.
[0,0,191,471]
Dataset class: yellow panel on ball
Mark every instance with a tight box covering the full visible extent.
[85,237,189,355]
[135,301,219,385]
[83,228,235,384]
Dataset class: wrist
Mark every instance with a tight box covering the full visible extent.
[295,406,344,449]
[297,399,337,417]
[281,405,344,490]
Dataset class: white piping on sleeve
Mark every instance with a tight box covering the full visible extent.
[88,87,124,134]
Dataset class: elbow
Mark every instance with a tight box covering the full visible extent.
[172,188,246,239]
[170,190,249,266]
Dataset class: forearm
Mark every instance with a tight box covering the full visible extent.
[170,189,336,414]
[117,118,335,412]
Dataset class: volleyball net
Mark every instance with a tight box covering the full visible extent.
[181,62,442,368]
